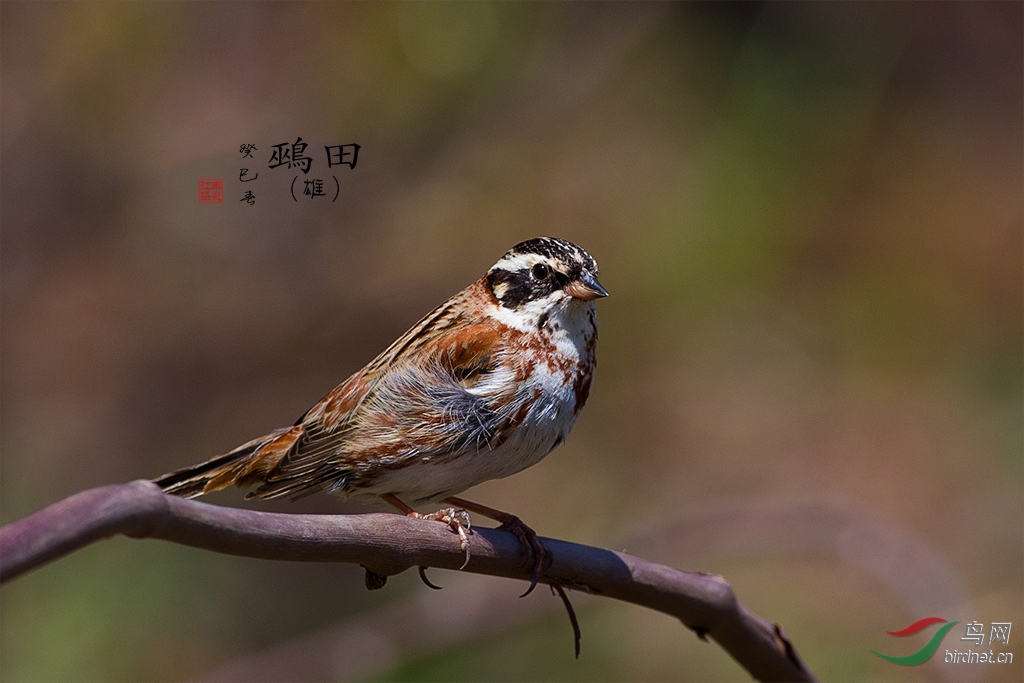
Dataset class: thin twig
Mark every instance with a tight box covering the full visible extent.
[551,583,582,659]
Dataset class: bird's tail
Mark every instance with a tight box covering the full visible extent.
[153,426,304,498]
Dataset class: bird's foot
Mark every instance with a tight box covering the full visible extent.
[498,514,550,597]
[413,507,472,570]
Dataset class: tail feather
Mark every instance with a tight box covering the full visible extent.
[153,426,304,498]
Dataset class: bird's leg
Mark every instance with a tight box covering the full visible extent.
[426,496,578,656]
[443,496,549,597]
[380,493,471,570]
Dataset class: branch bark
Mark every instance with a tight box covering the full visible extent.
[0,481,816,682]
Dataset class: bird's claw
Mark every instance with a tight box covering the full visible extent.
[420,507,472,570]
[418,566,443,590]
[499,515,549,597]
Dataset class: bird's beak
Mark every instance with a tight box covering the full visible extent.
[565,270,609,301]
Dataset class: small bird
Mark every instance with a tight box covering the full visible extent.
[154,237,606,593]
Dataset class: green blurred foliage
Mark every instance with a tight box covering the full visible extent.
[1,2,1020,681]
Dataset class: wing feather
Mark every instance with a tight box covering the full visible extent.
[248,280,523,501]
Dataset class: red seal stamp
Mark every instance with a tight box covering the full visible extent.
[198,178,224,204]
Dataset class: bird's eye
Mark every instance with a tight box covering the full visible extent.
[531,263,550,280]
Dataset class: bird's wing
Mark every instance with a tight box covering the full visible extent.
[295,287,473,431]
[247,283,524,500]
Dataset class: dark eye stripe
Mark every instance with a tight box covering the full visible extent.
[486,267,568,309]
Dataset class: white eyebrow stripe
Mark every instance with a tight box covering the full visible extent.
[495,252,546,272]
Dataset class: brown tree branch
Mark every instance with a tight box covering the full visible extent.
[193,496,967,683]
[0,480,816,682]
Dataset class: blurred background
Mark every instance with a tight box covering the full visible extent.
[1,2,1021,681]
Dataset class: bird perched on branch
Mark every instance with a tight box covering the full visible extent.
[155,237,607,594]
